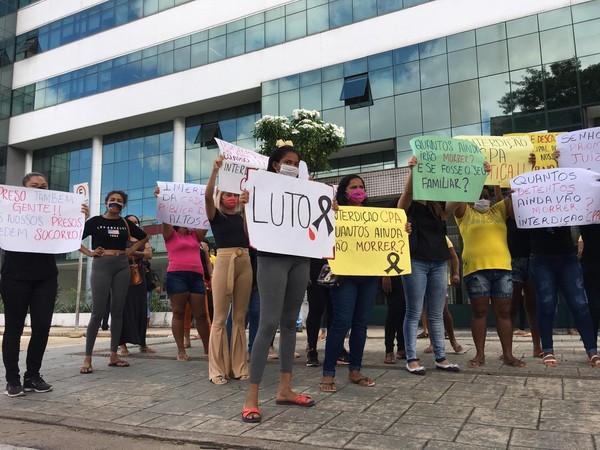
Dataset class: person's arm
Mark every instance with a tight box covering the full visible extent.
[126,220,150,256]
[79,244,102,257]
[205,155,223,221]
[578,235,584,259]
[201,242,213,279]
[446,201,467,219]
[449,246,460,286]
[194,229,208,242]
[142,242,153,260]
[397,156,416,210]
[382,276,392,295]
[154,186,174,241]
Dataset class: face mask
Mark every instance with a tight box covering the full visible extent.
[107,202,123,211]
[279,164,299,178]
[222,196,239,209]
[473,199,491,213]
[347,188,367,205]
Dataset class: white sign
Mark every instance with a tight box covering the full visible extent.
[156,181,209,229]
[0,185,85,254]
[216,138,268,194]
[244,169,335,258]
[73,182,89,203]
[557,126,600,172]
[510,168,600,229]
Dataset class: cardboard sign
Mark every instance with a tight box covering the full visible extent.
[244,169,335,258]
[156,181,209,229]
[456,135,533,187]
[73,182,89,203]
[557,126,600,172]
[216,138,268,194]
[509,133,559,170]
[0,185,85,254]
[410,136,486,202]
[510,168,600,228]
[329,206,411,276]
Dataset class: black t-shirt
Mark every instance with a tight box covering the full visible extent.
[1,251,57,281]
[209,212,249,249]
[580,224,600,262]
[507,217,530,258]
[529,227,576,256]
[83,216,146,250]
[407,202,450,261]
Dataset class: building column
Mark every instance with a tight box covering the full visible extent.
[86,136,103,304]
[172,117,185,182]
[24,150,33,174]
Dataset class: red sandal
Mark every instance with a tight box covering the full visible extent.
[275,394,315,407]
[241,407,262,423]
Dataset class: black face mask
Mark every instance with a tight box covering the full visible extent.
[108,202,123,211]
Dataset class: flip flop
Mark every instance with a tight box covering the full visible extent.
[319,382,337,393]
[79,365,93,374]
[542,354,558,367]
[350,376,376,387]
[589,355,600,368]
[108,360,130,367]
[275,394,315,407]
[241,407,262,423]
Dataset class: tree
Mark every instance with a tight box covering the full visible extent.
[253,109,345,173]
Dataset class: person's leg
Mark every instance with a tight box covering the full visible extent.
[189,293,210,354]
[394,278,406,358]
[419,309,429,338]
[490,270,523,367]
[183,303,192,347]
[247,290,260,354]
[230,254,253,379]
[558,256,597,356]
[108,260,132,363]
[530,256,559,361]
[402,260,429,369]
[443,300,462,352]
[101,295,110,331]
[424,262,450,364]
[24,277,57,383]
[348,278,378,384]
[384,291,397,355]
[1,277,32,386]
[511,281,525,331]
[170,292,190,359]
[464,271,492,367]
[524,279,542,356]
[306,284,328,352]
[582,259,600,347]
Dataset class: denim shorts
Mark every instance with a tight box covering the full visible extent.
[511,257,529,284]
[166,271,205,295]
[464,269,513,299]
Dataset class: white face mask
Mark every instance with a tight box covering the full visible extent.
[473,199,491,213]
[279,164,299,178]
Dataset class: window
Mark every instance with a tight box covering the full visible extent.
[340,74,373,108]
[197,122,222,147]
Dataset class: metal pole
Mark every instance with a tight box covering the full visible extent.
[74,251,83,330]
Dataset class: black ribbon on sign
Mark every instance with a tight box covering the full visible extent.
[311,195,334,235]
[384,252,403,275]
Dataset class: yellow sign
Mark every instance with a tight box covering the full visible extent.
[507,133,559,170]
[329,206,411,276]
[456,135,533,187]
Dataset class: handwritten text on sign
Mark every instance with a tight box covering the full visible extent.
[510,168,600,229]
[0,185,85,253]
[329,206,411,276]
[156,181,209,229]
[456,135,533,187]
[410,136,486,202]
[244,169,335,258]
[216,138,268,194]
[557,126,600,173]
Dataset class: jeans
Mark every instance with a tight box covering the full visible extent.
[402,259,448,362]
[530,254,597,355]
[1,276,57,385]
[385,276,406,354]
[322,277,378,377]
[582,258,600,345]
[227,289,260,353]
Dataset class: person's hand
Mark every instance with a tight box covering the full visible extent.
[332,199,339,211]
[240,189,250,205]
[91,247,105,257]
[528,153,536,167]
[382,276,392,295]
[553,150,560,160]
[484,161,491,174]
[451,273,460,286]
[125,247,136,258]
[81,203,89,218]
[408,156,417,168]
[213,155,224,171]
[405,221,412,235]
[154,186,160,197]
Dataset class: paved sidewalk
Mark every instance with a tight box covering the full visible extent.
[0,329,599,449]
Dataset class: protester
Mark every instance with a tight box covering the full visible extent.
[242,142,313,423]
[119,215,155,356]
[305,258,332,367]
[398,157,459,375]
[580,226,600,345]
[206,155,253,385]
[1,173,88,396]
[79,190,148,374]
[448,185,524,368]
[383,276,406,363]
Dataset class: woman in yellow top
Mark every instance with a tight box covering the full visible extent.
[448,187,524,368]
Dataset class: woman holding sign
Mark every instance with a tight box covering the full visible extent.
[1,173,88,397]
[206,155,253,385]
[242,142,313,423]
[79,191,148,374]
[398,158,460,375]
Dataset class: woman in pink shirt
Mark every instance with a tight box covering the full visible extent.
[156,188,209,361]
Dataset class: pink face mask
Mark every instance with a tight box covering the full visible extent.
[222,196,239,209]
[347,188,367,204]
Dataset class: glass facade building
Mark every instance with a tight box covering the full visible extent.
[32,140,92,191]
[0,0,16,184]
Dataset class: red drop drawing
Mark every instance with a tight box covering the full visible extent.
[308,227,316,241]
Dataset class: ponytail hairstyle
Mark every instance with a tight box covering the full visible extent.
[267,140,300,173]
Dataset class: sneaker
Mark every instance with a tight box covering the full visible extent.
[306,350,320,367]
[5,382,25,398]
[23,375,53,393]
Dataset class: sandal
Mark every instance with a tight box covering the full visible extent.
[108,359,130,367]
[349,375,376,387]
[319,382,337,393]
[589,355,600,368]
[542,354,558,367]
[211,375,228,385]
[275,394,315,407]
[79,365,93,374]
[176,353,191,361]
[241,407,262,423]
[384,352,396,364]
[417,331,429,339]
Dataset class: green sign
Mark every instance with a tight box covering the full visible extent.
[410,136,487,202]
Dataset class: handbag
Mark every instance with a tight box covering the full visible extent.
[316,263,338,288]
[123,218,144,286]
